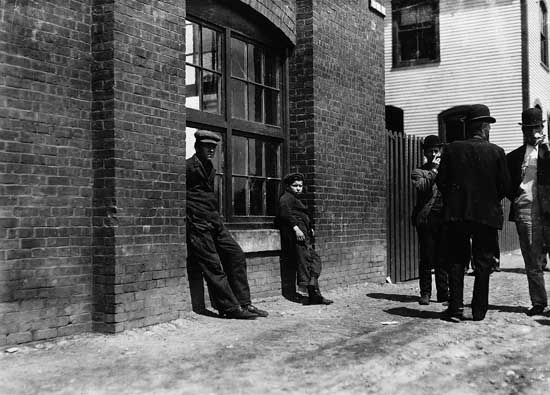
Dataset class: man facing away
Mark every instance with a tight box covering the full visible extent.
[411,135,449,305]
[186,129,268,319]
[436,104,510,321]
[506,107,550,316]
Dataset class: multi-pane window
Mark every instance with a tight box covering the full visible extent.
[185,15,286,221]
[541,2,548,67]
[185,21,222,113]
[230,37,281,125]
[392,0,439,68]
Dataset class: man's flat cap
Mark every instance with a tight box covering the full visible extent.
[195,130,220,145]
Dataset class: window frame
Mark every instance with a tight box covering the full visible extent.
[391,0,440,69]
[541,1,549,68]
[185,14,289,225]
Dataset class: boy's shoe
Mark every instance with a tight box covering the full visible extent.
[418,295,430,305]
[221,307,257,320]
[242,304,269,317]
[526,305,546,316]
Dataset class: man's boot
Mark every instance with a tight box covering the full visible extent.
[306,278,333,305]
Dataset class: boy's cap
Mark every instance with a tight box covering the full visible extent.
[195,130,220,145]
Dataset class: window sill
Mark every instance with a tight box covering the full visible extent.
[391,59,440,70]
[541,62,549,72]
[229,228,281,253]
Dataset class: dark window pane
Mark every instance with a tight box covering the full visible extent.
[202,71,221,114]
[185,65,200,110]
[202,27,221,71]
[400,7,417,26]
[266,179,280,216]
[232,135,247,175]
[233,177,247,216]
[248,45,262,83]
[249,178,264,215]
[231,37,246,78]
[265,89,279,125]
[248,84,263,122]
[231,79,247,119]
[215,175,224,217]
[265,141,280,177]
[418,27,436,59]
[399,31,418,61]
[264,53,279,87]
[185,21,200,65]
[248,139,263,176]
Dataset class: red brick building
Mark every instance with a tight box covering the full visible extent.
[0,0,386,345]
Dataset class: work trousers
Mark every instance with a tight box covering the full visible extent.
[187,216,251,313]
[447,222,499,320]
[417,223,449,300]
[515,218,550,307]
[280,227,322,287]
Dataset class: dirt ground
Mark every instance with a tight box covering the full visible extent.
[1,250,549,395]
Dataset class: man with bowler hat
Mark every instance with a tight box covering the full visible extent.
[411,135,449,305]
[506,107,550,316]
[436,104,510,321]
[186,129,269,319]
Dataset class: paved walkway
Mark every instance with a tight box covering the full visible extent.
[1,250,549,394]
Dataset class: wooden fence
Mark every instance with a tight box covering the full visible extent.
[386,131,519,283]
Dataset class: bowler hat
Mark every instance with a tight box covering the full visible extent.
[194,129,220,145]
[283,172,304,185]
[422,135,442,148]
[468,104,496,124]
[519,107,546,127]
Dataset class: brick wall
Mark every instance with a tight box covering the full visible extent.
[240,0,297,44]
[91,0,187,333]
[0,0,94,345]
[290,0,387,289]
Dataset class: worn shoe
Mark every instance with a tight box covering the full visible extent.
[221,307,257,320]
[442,307,464,320]
[418,295,430,305]
[242,304,269,317]
[526,305,546,316]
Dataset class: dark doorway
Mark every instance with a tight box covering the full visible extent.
[438,105,470,143]
[386,105,404,134]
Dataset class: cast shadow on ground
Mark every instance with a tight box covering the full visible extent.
[487,304,528,314]
[366,293,419,303]
[383,306,443,320]
[535,319,550,325]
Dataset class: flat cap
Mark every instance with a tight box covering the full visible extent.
[194,129,220,145]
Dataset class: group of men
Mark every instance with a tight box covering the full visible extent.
[412,105,550,321]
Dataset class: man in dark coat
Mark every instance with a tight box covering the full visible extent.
[506,107,550,316]
[436,104,510,321]
[186,129,268,319]
[276,173,333,305]
[411,135,449,305]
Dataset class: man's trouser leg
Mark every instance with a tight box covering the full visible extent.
[187,220,240,313]
[446,222,471,312]
[417,226,435,298]
[215,224,252,306]
[470,224,498,320]
[434,222,450,301]
[516,219,549,307]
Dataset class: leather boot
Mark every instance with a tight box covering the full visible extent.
[306,285,333,305]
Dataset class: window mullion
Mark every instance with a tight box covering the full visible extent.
[224,27,233,220]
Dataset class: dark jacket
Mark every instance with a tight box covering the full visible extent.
[276,191,311,234]
[506,144,550,224]
[435,136,510,229]
[411,163,443,227]
[186,154,220,222]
